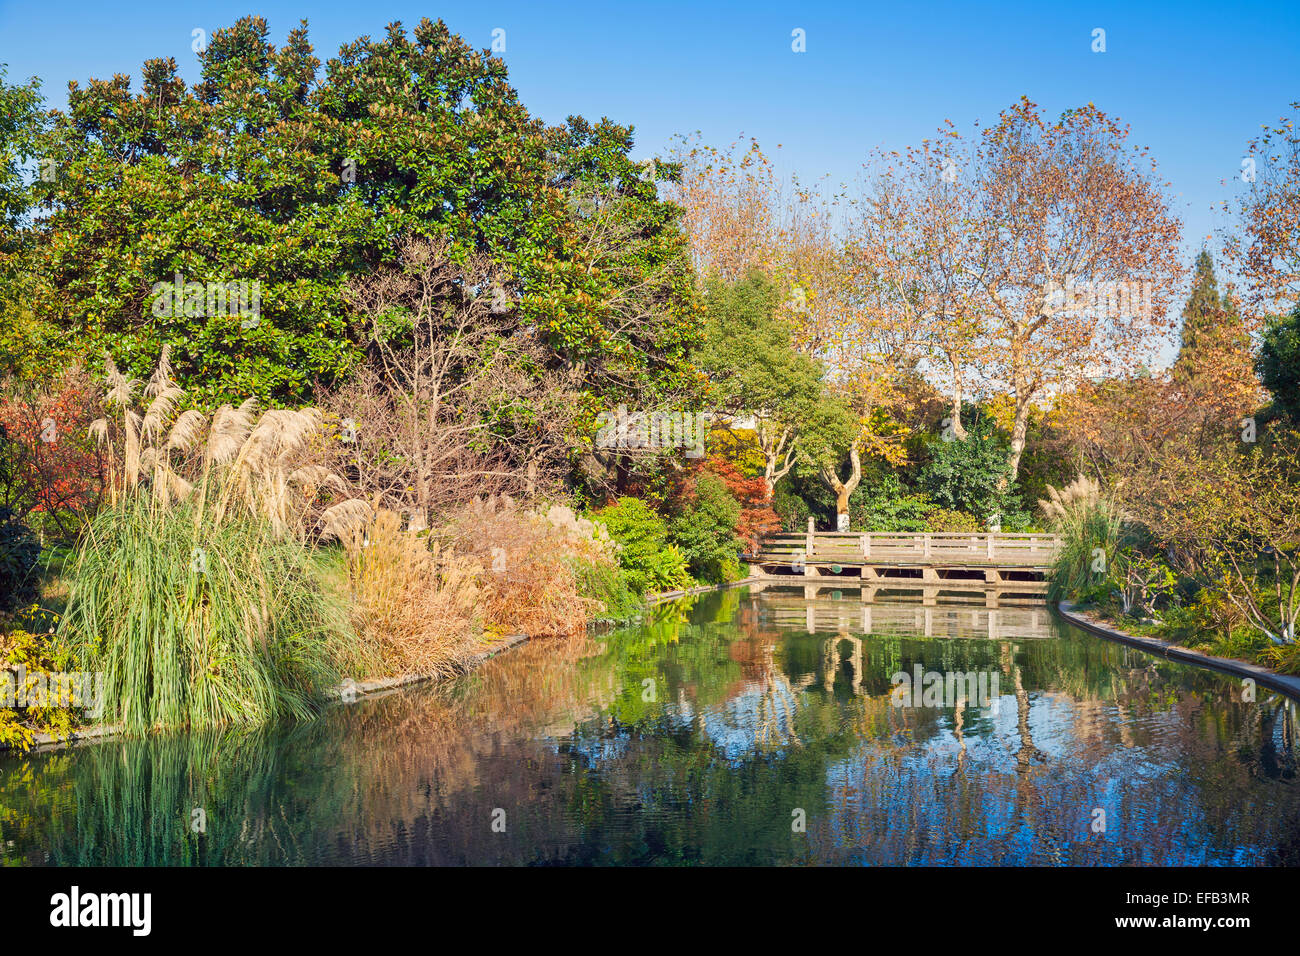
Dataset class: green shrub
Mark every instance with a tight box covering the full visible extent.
[669,473,744,584]
[1116,549,1179,617]
[593,497,694,595]
[772,483,812,532]
[919,413,1028,527]
[0,506,40,613]
[850,474,932,532]
[57,494,357,734]
[925,507,983,533]
[573,559,642,621]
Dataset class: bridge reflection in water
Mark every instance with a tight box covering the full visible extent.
[750,582,1056,641]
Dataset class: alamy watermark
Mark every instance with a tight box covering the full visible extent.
[595,404,705,458]
[890,666,1001,709]
[1042,275,1152,319]
[150,272,261,328]
[2,665,105,718]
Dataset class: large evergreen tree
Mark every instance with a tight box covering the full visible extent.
[0,65,56,380]
[20,17,701,408]
[1176,250,1223,361]
[1174,250,1252,388]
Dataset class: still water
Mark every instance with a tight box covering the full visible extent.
[3,585,1300,866]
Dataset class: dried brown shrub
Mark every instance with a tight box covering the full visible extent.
[344,509,482,677]
[444,496,621,638]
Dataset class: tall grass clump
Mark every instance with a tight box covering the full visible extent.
[59,494,355,733]
[57,348,367,733]
[1040,476,1126,603]
[447,497,641,636]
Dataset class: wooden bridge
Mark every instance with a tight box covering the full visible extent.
[749,521,1061,592]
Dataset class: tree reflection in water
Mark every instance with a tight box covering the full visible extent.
[3,586,1300,865]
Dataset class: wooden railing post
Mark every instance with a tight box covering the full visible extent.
[806,517,815,559]
[923,533,932,559]
[861,534,870,558]
[986,534,996,559]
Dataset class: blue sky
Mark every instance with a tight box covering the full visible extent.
[2,0,1297,283]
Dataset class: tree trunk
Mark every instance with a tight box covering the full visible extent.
[821,445,862,530]
[947,354,968,441]
[760,423,795,502]
[835,484,851,521]
[1005,396,1032,481]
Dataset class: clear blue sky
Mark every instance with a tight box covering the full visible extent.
[2,0,1297,282]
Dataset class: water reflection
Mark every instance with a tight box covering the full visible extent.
[3,586,1300,865]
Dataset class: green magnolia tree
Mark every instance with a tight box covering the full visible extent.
[0,65,41,247]
[547,116,702,409]
[0,64,56,381]
[695,271,825,497]
[24,17,701,410]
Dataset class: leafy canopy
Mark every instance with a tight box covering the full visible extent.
[23,17,701,409]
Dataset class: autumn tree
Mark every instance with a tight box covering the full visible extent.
[321,238,582,528]
[965,99,1184,479]
[849,130,984,441]
[665,135,847,354]
[666,136,779,283]
[0,365,103,535]
[701,456,780,549]
[1135,429,1300,646]
[1225,101,1300,319]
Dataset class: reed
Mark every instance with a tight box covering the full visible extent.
[58,491,357,733]
[343,508,480,677]
[1040,477,1127,603]
[59,348,366,732]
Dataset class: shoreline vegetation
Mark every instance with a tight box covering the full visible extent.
[15,582,1300,758]
[4,579,744,755]
[1057,601,1300,700]
[2,16,1298,754]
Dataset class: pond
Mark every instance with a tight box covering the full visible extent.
[3,585,1300,866]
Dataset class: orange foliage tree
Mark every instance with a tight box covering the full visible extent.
[853,100,1184,479]
[0,367,103,535]
[850,127,984,440]
[970,99,1184,479]
[665,136,849,356]
[1224,101,1300,319]
[704,455,780,550]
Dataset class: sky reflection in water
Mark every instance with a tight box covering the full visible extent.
[3,585,1299,866]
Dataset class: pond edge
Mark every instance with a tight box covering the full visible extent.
[4,632,535,756]
[7,576,838,755]
[1057,600,1300,701]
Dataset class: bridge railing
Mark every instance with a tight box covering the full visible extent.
[754,521,1061,566]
